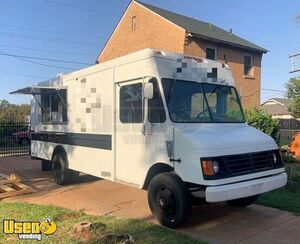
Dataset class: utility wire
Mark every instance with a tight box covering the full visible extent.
[0,51,77,71]
[0,23,101,40]
[0,70,48,79]
[242,88,285,98]
[95,0,127,7]
[262,88,286,93]
[0,44,96,56]
[0,53,93,65]
[0,31,101,47]
[44,0,121,17]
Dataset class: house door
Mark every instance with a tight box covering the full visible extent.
[115,79,146,185]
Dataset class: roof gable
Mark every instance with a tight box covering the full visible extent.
[136,1,267,53]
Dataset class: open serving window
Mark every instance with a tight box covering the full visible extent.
[11,84,68,125]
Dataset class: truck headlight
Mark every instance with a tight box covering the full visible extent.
[272,153,277,164]
[213,160,220,174]
[201,160,220,176]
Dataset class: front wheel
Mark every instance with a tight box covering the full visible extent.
[147,173,190,228]
[226,195,259,207]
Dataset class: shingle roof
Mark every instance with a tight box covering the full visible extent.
[261,98,292,116]
[136,1,268,54]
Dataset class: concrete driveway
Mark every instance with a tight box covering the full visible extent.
[1,156,300,244]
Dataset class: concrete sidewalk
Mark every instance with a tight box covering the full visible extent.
[2,156,300,244]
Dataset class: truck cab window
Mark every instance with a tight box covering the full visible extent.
[162,79,245,123]
[120,83,143,123]
[148,79,166,123]
[41,90,67,124]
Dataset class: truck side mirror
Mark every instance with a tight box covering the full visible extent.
[144,83,154,100]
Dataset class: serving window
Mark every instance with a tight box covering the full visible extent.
[41,89,67,124]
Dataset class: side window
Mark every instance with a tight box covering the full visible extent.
[41,90,67,124]
[41,93,51,123]
[120,83,143,123]
[148,78,166,123]
[206,48,216,60]
[244,55,253,75]
[131,16,136,30]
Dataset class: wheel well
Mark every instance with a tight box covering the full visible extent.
[143,163,174,190]
[51,145,67,163]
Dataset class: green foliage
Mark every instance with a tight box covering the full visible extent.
[0,99,30,122]
[245,108,280,144]
[286,76,300,117]
[0,202,205,244]
[257,182,300,214]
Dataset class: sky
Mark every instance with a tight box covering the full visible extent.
[1,0,300,105]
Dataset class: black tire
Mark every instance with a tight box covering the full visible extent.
[147,173,190,228]
[52,153,73,185]
[227,195,259,207]
[71,170,80,181]
[41,159,52,171]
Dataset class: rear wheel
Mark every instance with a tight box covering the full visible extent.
[227,195,259,207]
[52,153,73,185]
[147,173,190,228]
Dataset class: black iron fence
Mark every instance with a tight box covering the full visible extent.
[0,119,30,157]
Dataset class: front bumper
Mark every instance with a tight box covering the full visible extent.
[205,172,287,203]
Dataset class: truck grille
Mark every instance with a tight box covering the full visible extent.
[224,150,281,175]
[201,150,284,180]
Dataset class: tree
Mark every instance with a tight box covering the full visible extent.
[285,76,300,117]
[0,100,30,122]
[245,108,280,144]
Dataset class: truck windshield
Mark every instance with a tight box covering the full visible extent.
[162,79,245,123]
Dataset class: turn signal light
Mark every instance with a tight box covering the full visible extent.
[201,160,215,176]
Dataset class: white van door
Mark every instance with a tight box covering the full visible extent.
[115,79,145,185]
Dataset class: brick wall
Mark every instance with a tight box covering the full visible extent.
[184,38,262,108]
[97,1,186,63]
[98,1,262,109]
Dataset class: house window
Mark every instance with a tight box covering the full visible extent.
[131,16,136,30]
[41,90,67,124]
[244,55,253,76]
[120,83,143,123]
[148,78,166,123]
[206,48,216,60]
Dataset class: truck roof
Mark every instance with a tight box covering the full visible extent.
[11,49,235,95]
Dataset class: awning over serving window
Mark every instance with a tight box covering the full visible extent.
[10,77,66,95]
[10,86,67,95]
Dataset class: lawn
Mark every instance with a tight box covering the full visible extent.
[257,182,300,214]
[0,201,205,244]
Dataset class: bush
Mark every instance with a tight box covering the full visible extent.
[245,108,280,144]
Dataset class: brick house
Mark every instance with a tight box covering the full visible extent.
[96,0,267,108]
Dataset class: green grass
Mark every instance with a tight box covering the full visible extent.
[0,202,205,244]
[257,182,300,214]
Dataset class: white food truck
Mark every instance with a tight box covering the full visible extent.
[12,49,287,228]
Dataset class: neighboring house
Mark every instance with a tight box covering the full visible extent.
[260,98,293,119]
[96,0,267,108]
[261,98,300,144]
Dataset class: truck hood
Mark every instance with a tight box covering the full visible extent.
[174,123,278,157]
